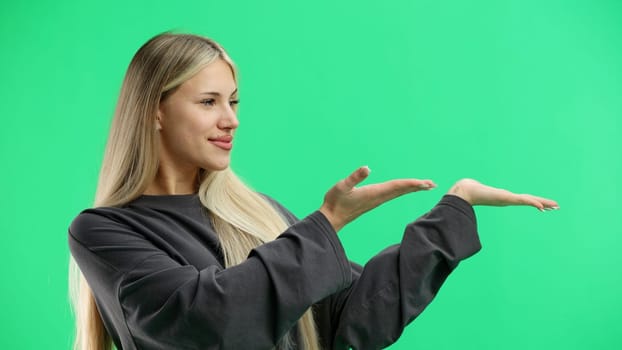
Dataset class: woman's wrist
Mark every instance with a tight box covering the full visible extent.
[447,180,474,206]
[319,207,344,233]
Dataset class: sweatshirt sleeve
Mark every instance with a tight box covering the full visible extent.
[319,194,482,350]
[68,209,352,350]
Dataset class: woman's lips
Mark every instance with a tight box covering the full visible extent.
[208,135,233,150]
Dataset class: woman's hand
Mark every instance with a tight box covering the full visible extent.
[319,166,436,232]
[448,178,559,211]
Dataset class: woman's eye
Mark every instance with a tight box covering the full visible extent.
[200,99,238,107]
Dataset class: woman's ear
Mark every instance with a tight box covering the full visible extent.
[155,110,163,131]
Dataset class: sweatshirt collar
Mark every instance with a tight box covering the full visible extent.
[128,193,202,209]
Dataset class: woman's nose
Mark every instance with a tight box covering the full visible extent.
[219,104,239,130]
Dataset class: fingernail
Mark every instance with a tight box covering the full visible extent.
[419,184,430,189]
[539,208,544,212]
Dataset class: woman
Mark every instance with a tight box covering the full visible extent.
[68,32,559,350]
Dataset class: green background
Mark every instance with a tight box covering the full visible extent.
[1,0,620,348]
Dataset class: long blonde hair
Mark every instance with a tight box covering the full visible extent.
[68,32,320,350]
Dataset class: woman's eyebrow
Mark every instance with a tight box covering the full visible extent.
[200,88,238,97]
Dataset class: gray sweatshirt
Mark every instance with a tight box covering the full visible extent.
[68,193,481,350]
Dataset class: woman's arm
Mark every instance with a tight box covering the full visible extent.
[68,167,436,349]
[317,194,480,349]
[316,179,558,349]
[69,209,351,349]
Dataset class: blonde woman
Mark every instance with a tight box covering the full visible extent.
[68,32,559,350]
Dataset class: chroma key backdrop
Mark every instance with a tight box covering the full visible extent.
[0,0,620,349]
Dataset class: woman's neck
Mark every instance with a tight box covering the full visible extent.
[144,165,199,195]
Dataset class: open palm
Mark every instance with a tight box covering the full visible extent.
[319,167,559,233]
[320,166,436,232]
[448,178,559,211]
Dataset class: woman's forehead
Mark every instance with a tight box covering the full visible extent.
[181,60,237,95]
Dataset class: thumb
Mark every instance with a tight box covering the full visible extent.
[342,166,371,191]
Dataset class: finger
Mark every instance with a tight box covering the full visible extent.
[389,179,437,192]
[539,198,559,209]
[527,198,545,211]
[416,179,437,190]
[520,195,559,212]
[365,178,436,202]
[540,198,560,211]
[341,166,371,191]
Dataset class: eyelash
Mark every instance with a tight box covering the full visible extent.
[201,99,240,107]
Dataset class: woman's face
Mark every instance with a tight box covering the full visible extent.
[156,59,239,174]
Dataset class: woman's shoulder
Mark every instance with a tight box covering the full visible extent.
[68,205,142,245]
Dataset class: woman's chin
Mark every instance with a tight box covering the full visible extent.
[201,163,230,172]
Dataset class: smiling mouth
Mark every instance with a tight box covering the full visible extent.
[208,136,233,150]
[208,135,233,142]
